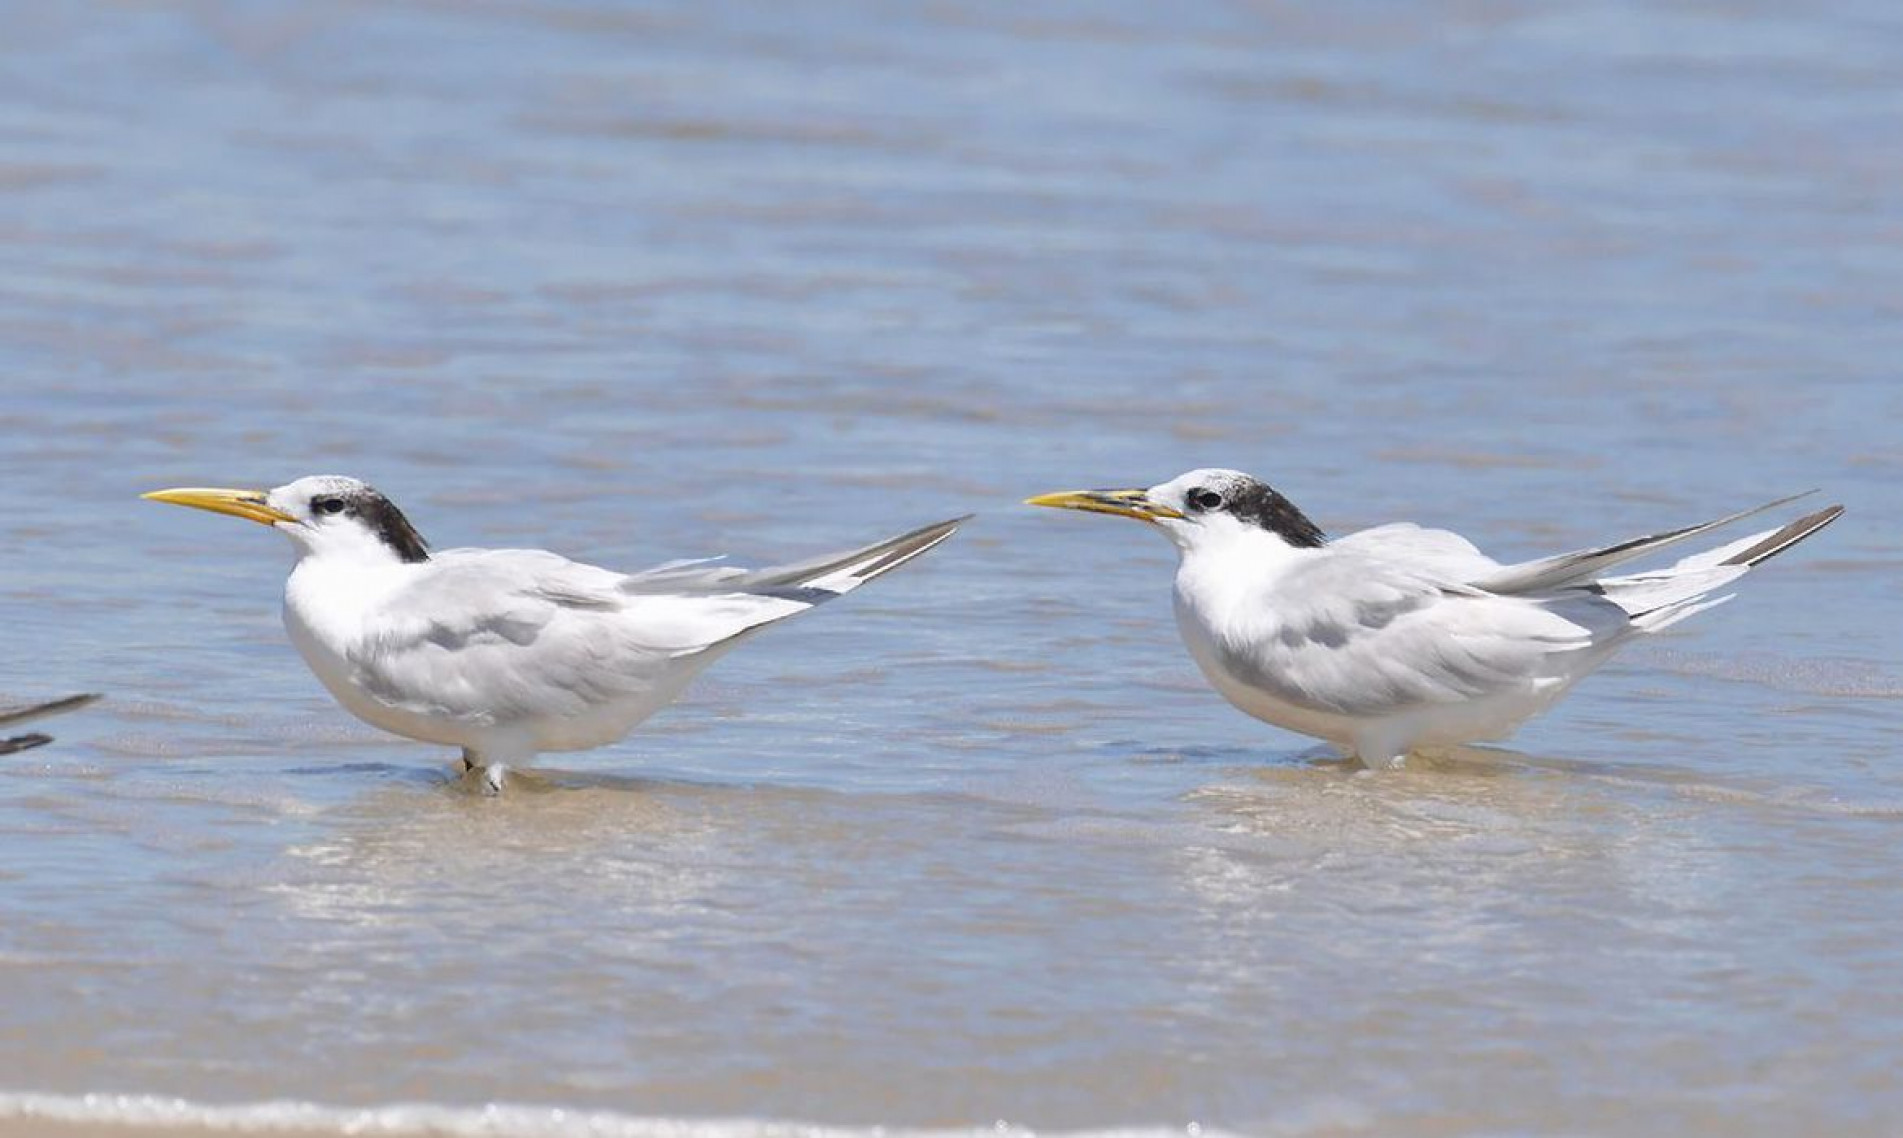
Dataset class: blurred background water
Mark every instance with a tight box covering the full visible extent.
[1,2,1900,1135]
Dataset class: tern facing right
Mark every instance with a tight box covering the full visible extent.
[1029,469,1843,769]
[145,477,964,791]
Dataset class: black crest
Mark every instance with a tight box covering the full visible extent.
[1190,476,1327,548]
[346,489,431,563]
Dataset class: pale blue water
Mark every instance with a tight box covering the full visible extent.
[2,2,1901,1136]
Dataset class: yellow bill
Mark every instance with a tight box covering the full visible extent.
[1024,488,1184,522]
[142,487,297,526]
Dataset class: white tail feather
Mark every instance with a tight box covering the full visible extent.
[1629,592,1736,632]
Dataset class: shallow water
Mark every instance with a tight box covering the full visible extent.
[2,1,1902,1136]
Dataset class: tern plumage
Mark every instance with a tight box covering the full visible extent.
[1029,468,1842,768]
[146,476,964,790]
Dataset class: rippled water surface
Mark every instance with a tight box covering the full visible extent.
[2,2,1901,1136]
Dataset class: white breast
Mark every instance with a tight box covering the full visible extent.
[1169,544,1361,745]
[281,559,477,749]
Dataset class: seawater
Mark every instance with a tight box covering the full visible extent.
[2,2,1901,1136]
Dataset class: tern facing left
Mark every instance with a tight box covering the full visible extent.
[146,476,964,791]
[1029,469,1843,769]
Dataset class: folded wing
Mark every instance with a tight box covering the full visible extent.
[1216,496,1841,735]
[1214,556,1611,719]
[346,518,967,723]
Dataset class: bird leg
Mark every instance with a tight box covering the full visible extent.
[1350,733,1411,771]
[456,748,512,795]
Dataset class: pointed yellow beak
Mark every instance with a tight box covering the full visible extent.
[142,487,297,526]
[1024,488,1184,522]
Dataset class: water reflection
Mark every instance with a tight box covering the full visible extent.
[272,774,733,935]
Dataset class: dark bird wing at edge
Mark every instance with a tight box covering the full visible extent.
[0,693,100,729]
[0,693,99,756]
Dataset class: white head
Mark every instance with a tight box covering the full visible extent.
[1026,467,1327,555]
[143,475,431,566]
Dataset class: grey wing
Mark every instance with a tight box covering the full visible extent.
[345,518,966,724]
[1332,522,1502,581]
[1220,556,1611,718]
[349,550,810,722]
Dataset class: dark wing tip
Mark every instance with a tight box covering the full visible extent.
[1722,504,1845,567]
[850,515,969,581]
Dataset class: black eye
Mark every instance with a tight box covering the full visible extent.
[1188,488,1224,512]
[313,497,347,516]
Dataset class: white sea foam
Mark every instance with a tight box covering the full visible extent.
[0,1092,1230,1138]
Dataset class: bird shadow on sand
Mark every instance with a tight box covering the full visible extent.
[277,755,702,797]
[445,764,693,798]
[1139,737,1903,830]
[280,759,448,787]
[1110,735,1774,792]
[1107,739,1338,770]
[283,753,772,802]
